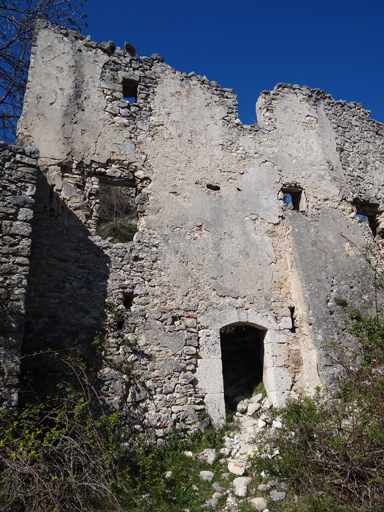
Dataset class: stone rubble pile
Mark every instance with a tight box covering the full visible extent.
[178,393,287,511]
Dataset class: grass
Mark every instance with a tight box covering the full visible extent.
[4,299,384,511]
[250,308,384,512]
[252,381,266,399]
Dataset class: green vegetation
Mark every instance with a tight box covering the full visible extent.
[96,183,138,242]
[251,307,384,512]
[96,219,138,243]
[335,297,348,308]
[252,381,266,399]
[0,364,229,512]
[4,293,384,509]
[0,366,125,512]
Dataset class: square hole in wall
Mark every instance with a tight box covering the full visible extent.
[122,78,138,103]
[123,292,133,310]
[282,186,302,211]
[96,179,138,242]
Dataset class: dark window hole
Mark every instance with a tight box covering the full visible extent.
[206,183,220,191]
[353,199,381,238]
[122,78,138,102]
[220,324,265,410]
[123,292,133,310]
[237,188,241,191]
[289,307,296,333]
[282,187,302,211]
[356,213,377,237]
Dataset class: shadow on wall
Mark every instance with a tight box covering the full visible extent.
[21,171,110,400]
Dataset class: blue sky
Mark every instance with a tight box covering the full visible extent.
[85,0,384,126]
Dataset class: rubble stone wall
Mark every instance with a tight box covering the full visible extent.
[2,22,383,440]
[0,143,39,406]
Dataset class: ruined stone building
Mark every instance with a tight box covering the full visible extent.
[1,21,384,440]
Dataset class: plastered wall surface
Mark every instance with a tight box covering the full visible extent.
[2,21,384,439]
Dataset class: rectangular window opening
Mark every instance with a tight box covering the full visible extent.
[122,78,138,103]
[123,292,133,310]
[96,179,138,243]
[282,187,302,211]
[354,201,380,238]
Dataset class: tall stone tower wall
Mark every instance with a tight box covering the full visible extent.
[0,144,39,406]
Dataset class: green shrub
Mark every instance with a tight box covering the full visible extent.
[0,371,128,511]
[0,353,229,512]
[252,310,384,512]
[96,219,137,243]
[335,297,348,308]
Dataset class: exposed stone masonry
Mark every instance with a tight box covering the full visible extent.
[2,21,384,442]
[0,143,38,406]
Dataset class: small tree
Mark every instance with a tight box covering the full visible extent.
[98,184,133,225]
[0,0,87,143]
[96,183,138,243]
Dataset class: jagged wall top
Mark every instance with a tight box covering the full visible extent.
[7,21,384,430]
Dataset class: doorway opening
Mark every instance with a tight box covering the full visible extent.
[219,324,265,410]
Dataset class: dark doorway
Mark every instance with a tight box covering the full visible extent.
[220,324,265,410]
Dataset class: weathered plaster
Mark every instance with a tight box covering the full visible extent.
[1,22,384,438]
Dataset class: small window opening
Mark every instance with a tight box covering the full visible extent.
[282,186,302,211]
[123,292,133,310]
[289,307,296,333]
[220,324,265,410]
[206,183,220,191]
[96,180,138,242]
[356,213,377,236]
[354,200,380,237]
[122,78,138,103]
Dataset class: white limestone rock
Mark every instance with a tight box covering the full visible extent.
[237,400,248,413]
[250,393,263,403]
[247,402,261,416]
[228,461,246,476]
[199,470,215,482]
[249,497,268,510]
[233,476,251,497]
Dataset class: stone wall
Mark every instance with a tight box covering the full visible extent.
[4,22,384,440]
[0,143,39,406]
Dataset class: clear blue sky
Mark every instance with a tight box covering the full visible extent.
[85,0,384,126]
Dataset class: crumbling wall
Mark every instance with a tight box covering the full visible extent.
[7,23,384,439]
[0,143,39,406]
[257,84,384,387]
